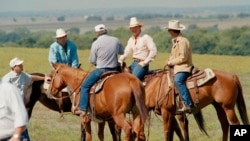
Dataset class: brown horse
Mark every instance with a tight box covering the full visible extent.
[47,63,148,141]
[28,73,125,141]
[143,68,249,141]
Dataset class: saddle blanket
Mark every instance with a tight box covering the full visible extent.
[186,68,215,89]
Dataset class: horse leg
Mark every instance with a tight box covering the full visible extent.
[81,124,86,141]
[107,119,122,141]
[212,103,230,141]
[162,110,176,141]
[112,114,132,141]
[98,122,105,141]
[175,115,187,141]
[131,113,146,141]
[80,116,92,141]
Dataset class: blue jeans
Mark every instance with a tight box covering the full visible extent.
[129,61,149,80]
[79,68,117,110]
[174,72,192,106]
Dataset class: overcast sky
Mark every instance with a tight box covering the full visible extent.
[1,0,250,12]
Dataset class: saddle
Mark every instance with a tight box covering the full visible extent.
[171,67,216,114]
[89,71,119,94]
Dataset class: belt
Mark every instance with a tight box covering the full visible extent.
[133,58,144,62]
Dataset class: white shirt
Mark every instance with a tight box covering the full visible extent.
[2,71,32,98]
[0,81,29,139]
[119,33,157,64]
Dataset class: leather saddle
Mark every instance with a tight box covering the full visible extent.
[89,71,119,94]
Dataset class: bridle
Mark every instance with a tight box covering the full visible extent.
[46,65,88,102]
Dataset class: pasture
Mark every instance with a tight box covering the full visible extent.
[0,47,250,141]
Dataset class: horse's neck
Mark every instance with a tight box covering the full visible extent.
[64,69,88,92]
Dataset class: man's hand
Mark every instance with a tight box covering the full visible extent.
[44,75,51,83]
[138,61,146,67]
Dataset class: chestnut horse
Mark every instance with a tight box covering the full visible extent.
[143,68,249,141]
[28,73,125,141]
[47,63,148,141]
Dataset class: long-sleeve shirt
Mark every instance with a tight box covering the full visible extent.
[48,40,79,68]
[168,36,193,74]
[119,33,157,64]
[0,81,29,139]
[89,34,124,68]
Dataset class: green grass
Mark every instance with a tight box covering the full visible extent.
[1,47,250,141]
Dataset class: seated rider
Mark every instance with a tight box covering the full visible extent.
[165,20,194,113]
[75,24,124,116]
[119,17,157,80]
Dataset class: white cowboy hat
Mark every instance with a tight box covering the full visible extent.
[165,20,186,30]
[55,28,68,38]
[9,57,24,67]
[95,24,106,32]
[129,17,143,28]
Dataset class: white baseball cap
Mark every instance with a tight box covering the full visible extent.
[9,57,24,68]
[94,24,106,32]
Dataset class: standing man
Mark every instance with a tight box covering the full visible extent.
[0,81,29,141]
[75,24,124,116]
[2,57,47,141]
[119,17,157,80]
[48,28,79,68]
[165,20,193,113]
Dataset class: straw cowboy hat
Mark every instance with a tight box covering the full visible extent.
[55,28,69,38]
[165,20,186,30]
[9,57,24,68]
[129,17,143,28]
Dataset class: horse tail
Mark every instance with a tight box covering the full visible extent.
[193,111,209,137]
[130,79,148,123]
[234,75,249,124]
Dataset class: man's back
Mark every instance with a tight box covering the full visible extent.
[90,34,124,68]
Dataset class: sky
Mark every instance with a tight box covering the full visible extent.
[1,0,250,12]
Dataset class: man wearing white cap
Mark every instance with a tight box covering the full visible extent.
[1,57,48,141]
[0,81,29,141]
[165,20,193,113]
[48,28,79,68]
[119,17,157,80]
[75,24,124,117]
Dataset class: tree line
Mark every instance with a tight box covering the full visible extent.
[0,25,250,56]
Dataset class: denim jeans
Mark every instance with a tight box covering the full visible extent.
[79,68,117,110]
[174,72,192,106]
[129,61,149,80]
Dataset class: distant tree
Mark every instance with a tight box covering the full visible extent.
[237,13,250,18]
[13,18,17,22]
[106,16,114,21]
[30,17,36,22]
[57,16,65,21]
[86,16,102,21]
[68,27,80,35]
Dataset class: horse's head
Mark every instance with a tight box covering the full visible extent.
[47,63,68,96]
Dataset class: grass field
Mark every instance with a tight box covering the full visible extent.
[0,47,250,141]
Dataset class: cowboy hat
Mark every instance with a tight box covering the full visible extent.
[55,28,69,38]
[165,20,186,30]
[9,57,24,68]
[129,17,143,28]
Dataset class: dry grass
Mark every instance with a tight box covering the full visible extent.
[0,47,250,141]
